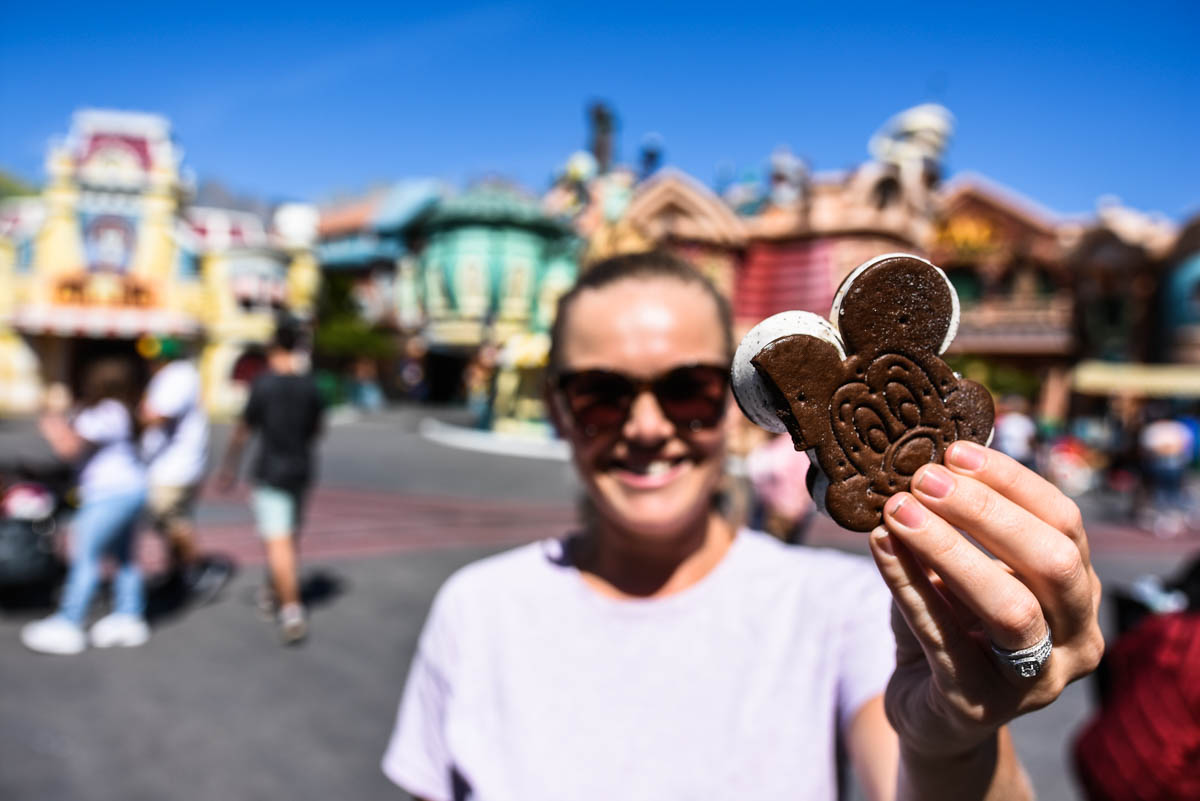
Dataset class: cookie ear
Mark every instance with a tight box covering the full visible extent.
[734,311,846,449]
[832,253,960,357]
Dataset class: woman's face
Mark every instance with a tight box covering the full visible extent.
[554,277,731,541]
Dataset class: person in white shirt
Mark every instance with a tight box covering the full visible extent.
[383,252,1105,801]
[140,338,230,602]
[21,358,150,655]
[993,395,1038,470]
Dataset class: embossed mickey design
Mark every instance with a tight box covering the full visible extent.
[733,254,994,532]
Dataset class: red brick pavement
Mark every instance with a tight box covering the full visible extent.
[137,486,577,570]
[129,486,1195,571]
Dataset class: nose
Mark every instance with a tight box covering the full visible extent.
[622,388,675,443]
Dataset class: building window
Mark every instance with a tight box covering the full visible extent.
[946,267,983,305]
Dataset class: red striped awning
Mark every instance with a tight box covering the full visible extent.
[12,306,201,339]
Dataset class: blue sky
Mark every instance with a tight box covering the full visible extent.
[2,1,1196,219]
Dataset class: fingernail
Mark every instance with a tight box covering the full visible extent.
[871,526,894,556]
[915,465,955,499]
[947,441,986,471]
[887,494,926,528]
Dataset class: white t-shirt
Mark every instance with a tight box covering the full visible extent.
[994,412,1036,463]
[1140,419,1194,468]
[383,529,896,801]
[141,360,209,487]
[73,399,146,502]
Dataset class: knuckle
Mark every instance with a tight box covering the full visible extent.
[1040,543,1084,589]
[1002,597,1045,638]
[996,460,1024,495]
[1077,628,1106,673]
[923,529,961,564]
[1060,500,1084,536]
[970,483,1001,523]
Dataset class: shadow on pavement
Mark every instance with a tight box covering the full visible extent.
[145,553,239,624]
[233,566,350,614]
[300,568,348,608]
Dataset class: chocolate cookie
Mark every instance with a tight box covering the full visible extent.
[732,253,994,532]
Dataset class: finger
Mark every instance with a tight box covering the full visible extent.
[945,441,1102,614]
[927,571,988,635]
[908,463,1094,640]
[883,492,1049,654]
[944,441,1092,568]
[868,526,989,676]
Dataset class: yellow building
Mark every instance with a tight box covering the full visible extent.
[0,109,318,417]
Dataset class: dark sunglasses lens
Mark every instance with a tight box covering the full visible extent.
[560,371,634,431]
[655,366,728,428]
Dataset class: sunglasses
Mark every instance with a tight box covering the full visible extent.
[554,364,730,436]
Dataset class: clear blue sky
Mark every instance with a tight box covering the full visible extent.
[2,1,1197,219]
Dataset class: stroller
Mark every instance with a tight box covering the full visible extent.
[0,457,73,605]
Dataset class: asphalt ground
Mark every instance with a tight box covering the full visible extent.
[1,408,1196,801]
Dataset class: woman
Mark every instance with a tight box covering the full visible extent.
[383,252,1103,800]
[21,358,150,655]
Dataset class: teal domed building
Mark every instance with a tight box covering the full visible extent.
[403,182,580,433]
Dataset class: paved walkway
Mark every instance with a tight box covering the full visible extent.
[166,485,575,568]
[2,410,1198,801]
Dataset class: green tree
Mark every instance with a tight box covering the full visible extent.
[0,169,37,200]
[312,273,395,363]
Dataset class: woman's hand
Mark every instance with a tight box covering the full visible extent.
[869,439,1104,763]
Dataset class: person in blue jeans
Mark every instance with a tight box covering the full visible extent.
[21,358,150,655]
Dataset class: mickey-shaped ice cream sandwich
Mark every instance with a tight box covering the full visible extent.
[732,253,994,532]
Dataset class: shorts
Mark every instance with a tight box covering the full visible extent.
[252,485,306,541]
[147,483,201,535]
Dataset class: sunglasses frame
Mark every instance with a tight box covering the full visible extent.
[552,363,731,437]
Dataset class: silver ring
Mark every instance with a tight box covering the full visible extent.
[991,630,1053,679]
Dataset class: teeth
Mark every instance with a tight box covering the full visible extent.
[645,460,671,476]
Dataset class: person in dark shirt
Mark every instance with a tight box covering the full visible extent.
[218,324,324,645]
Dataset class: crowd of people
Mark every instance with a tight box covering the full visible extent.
[14,322,324,654]
[988,393,1200,537]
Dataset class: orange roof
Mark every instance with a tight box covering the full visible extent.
[318,196,379,237]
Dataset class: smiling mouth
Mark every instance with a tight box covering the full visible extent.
[609,455,692,486]
[616,455,688,474]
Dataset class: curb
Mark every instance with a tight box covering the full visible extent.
[418,418,570,461]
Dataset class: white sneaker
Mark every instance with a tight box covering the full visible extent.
[21,615,86,655]
[89,613,150,649]
[278,603,307,645]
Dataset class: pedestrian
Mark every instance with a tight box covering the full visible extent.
[993,394,1038,471]
[382,251,1104,801]
[139,336,231,602]
[745,430,815,543]
[217,323,324,645]
[1137,414,1196,537]
[21,358,150,654]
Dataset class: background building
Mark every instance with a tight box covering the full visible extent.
[317,181,579,433]
[311,102,1197,439]
[0,110,319,417]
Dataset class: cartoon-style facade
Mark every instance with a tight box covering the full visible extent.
[317,181,580,433]
[0,110,318,417]
[312,102,1194,439]
[406,183,580,434]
